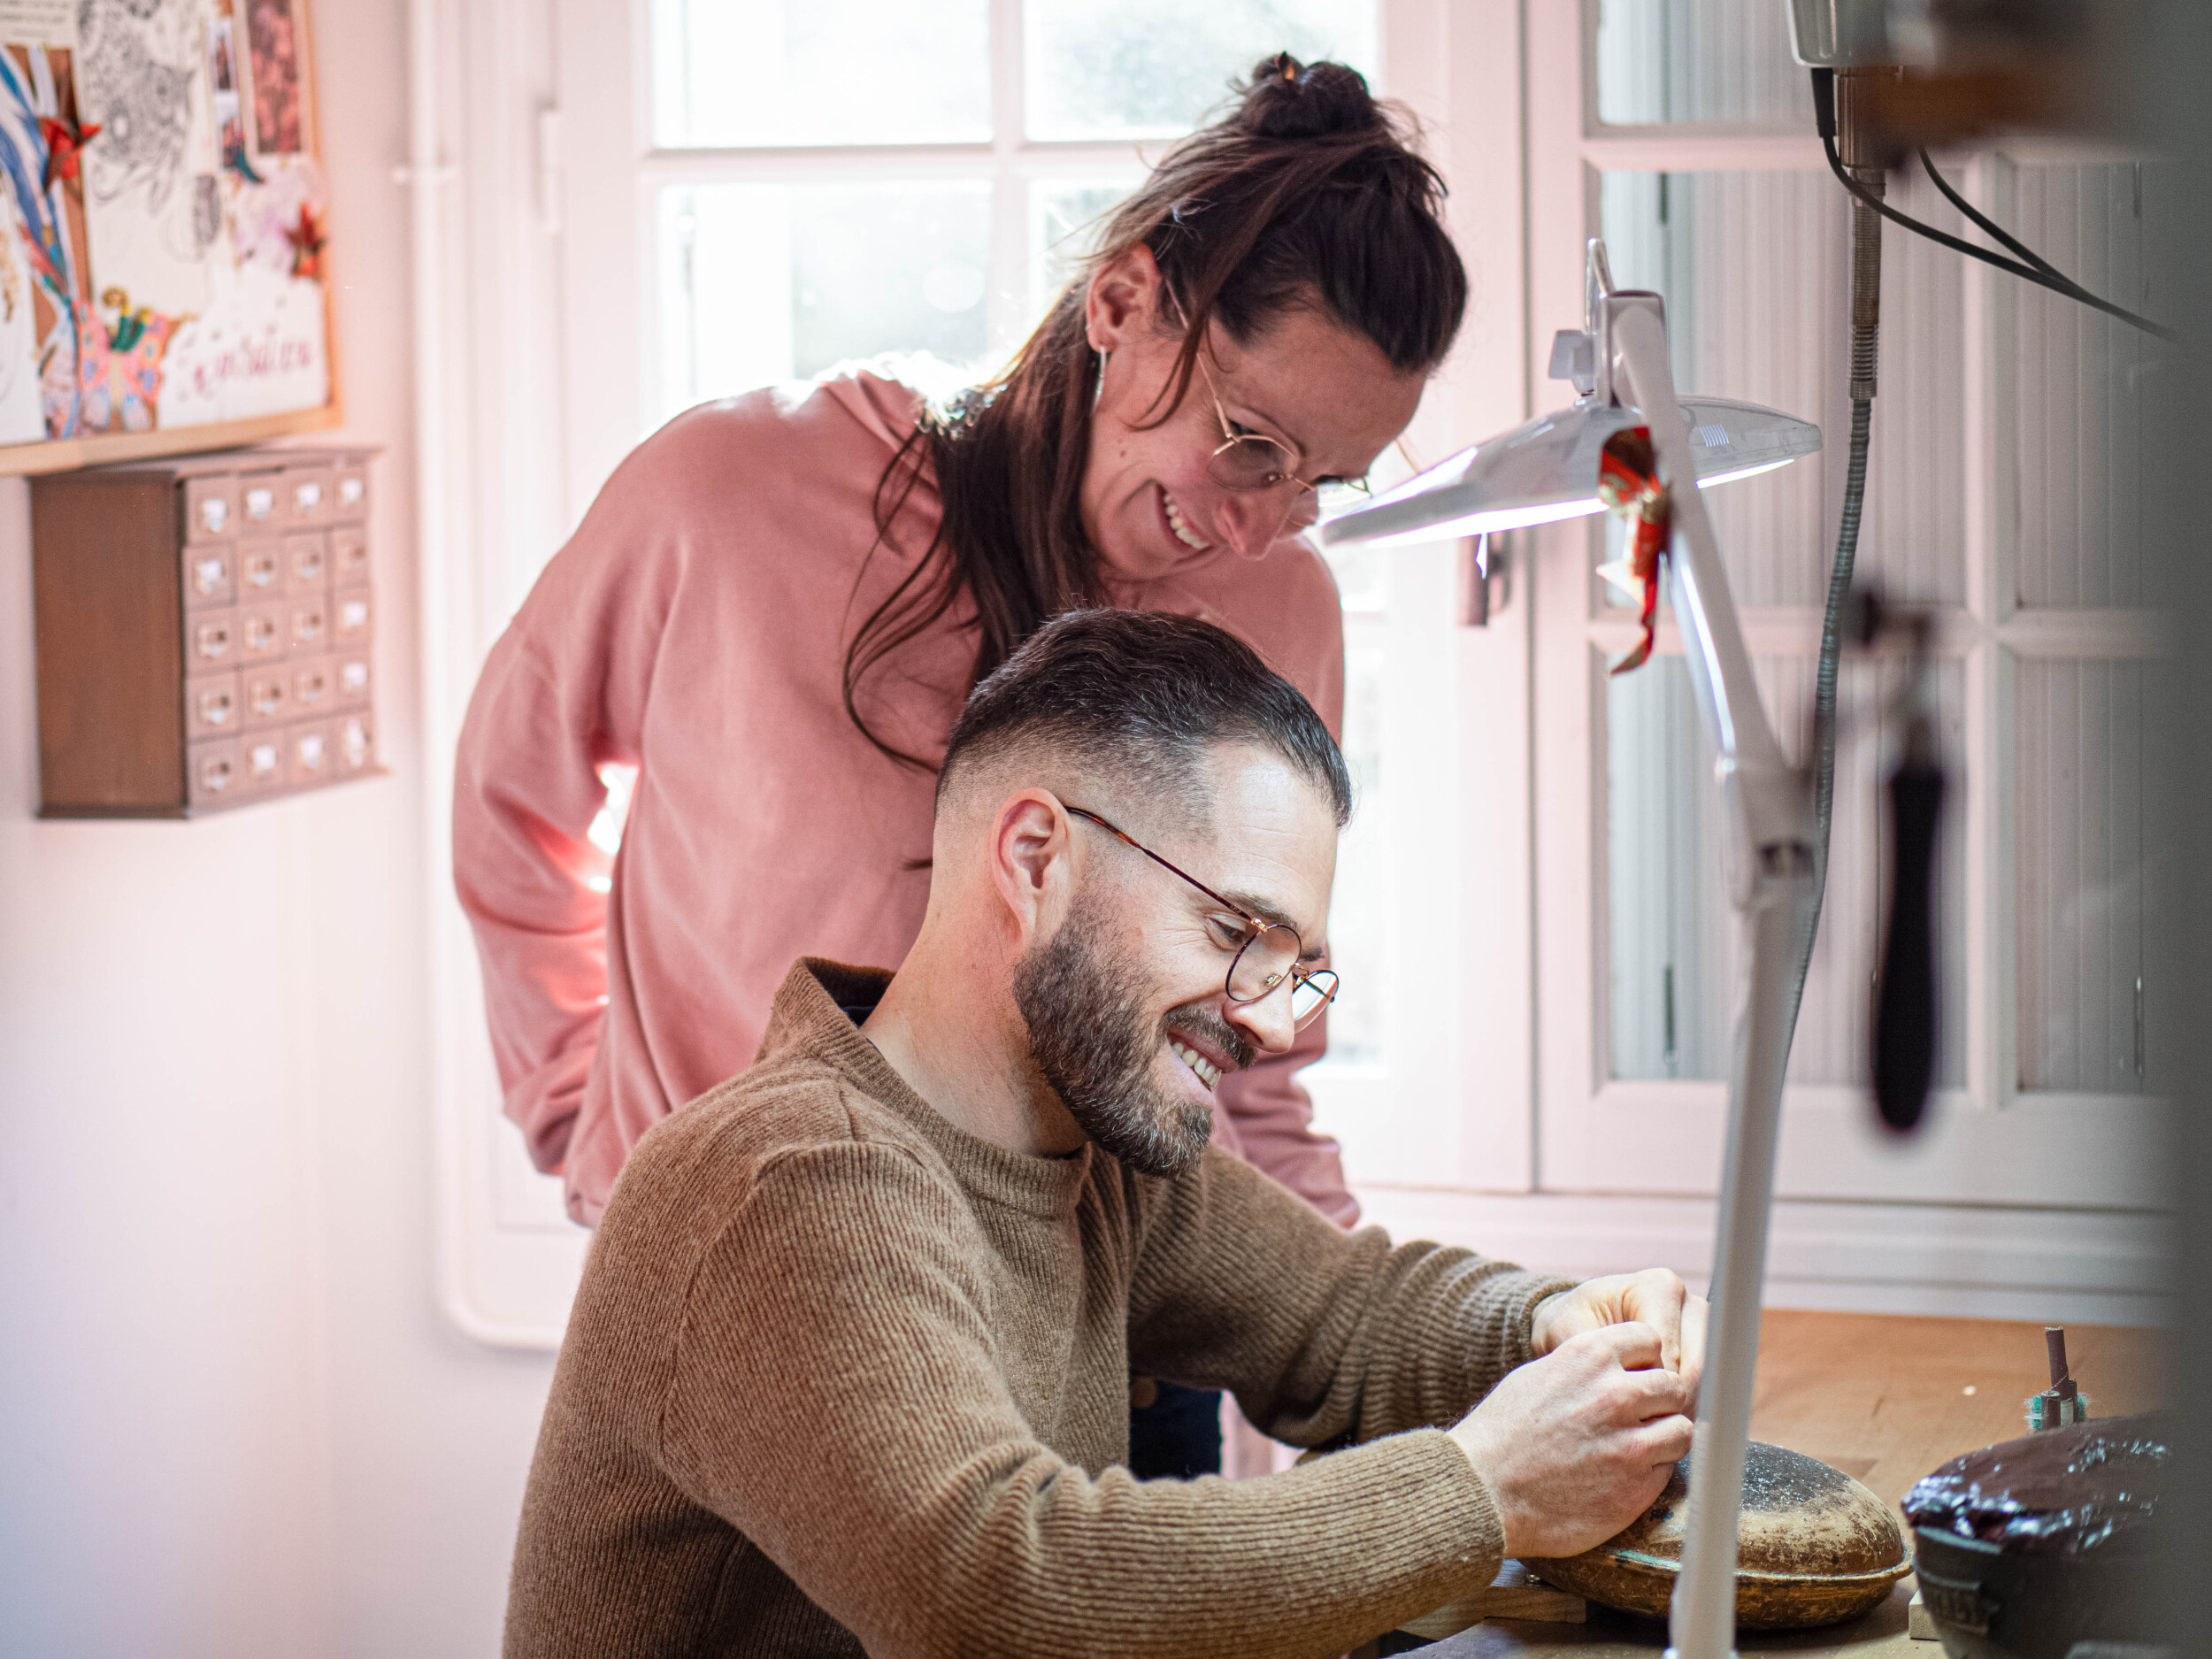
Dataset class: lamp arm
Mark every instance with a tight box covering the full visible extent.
[1610,306,1796,845]
[1610,304,1820,1659]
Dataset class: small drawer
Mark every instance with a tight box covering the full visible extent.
[181,542,235,609]
[289,654,336,716]
[238,540,285,599]
[334,650,373,710]
[331,589,373,647]
[239,471,286,531]
[334,710,376,775]
[287,595,328,653]
[188,737,243,807]
[333,463,369,521]
[287,467,335,524]
[188,606,242,669]
[285,531,329,590]
[239,603,288,663]
[286,719,336,787]
[185,670,242,738]
[329,524,369,588]
[242,732,288,794]
[242,663,291,727]
[185,476,238,541]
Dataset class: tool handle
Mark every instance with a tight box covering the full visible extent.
[1872,760,1944,1130]
[2046,1326,2071,1391]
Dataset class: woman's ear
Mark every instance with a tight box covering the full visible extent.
[1084,243,1165,357]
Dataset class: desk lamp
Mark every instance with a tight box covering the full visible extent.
[1322,240,1823,1659]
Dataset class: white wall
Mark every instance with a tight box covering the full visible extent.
[0,4,555,1655]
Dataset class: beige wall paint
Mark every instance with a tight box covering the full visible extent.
[0,4,557,1654]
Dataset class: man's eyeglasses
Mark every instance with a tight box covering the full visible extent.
[1064,805,1339,1033]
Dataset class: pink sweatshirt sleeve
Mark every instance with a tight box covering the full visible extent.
[1195,549,1358,1228]
[1210,1012,1354,1225]
[451,447,677,1176]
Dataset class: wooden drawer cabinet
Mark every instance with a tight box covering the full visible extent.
[33,447,381,818]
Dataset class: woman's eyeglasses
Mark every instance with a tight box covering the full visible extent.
[1064,805,1339,1033]
[1198,360,1372,526]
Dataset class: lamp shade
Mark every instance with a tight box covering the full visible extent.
[1320,396,1822,549]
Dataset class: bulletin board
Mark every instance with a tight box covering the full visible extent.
[0,0,335,475]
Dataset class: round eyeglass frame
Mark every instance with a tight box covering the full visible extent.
[1063,805,1339,1033]
[1197,359,1373,508]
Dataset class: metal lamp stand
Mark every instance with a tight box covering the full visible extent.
[1600,295,1821,1659]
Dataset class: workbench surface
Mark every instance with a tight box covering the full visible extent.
[1402,1310,2166,1659]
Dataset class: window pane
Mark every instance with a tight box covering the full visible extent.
[1028,179,1139,334]
[1595,0,1814,127]
[657,182,991,427]
[1024,0,1378,142]
[2013,164,2161,610]
[1608,653,1965,1089]
[651,0,991,147]
[2016,659,2149,1093]
[1598,165,1967,609]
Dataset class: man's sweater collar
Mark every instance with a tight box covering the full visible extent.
[759,958,1094,1219]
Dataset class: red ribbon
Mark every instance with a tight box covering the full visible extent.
[1597,426,1671,676]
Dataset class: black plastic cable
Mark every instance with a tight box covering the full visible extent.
[1776,79,1888,1068]
[1819,134,2176,341]
[1787,392,1872,1046]
[1916,148,2070,283]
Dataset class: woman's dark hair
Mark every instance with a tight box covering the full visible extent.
[940,608,1353,829]
[846,53,1468,767]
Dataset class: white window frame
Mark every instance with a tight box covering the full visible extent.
[1523,0,2168,1210]
[419,0,1537,1346]
[417,0,2165,1348]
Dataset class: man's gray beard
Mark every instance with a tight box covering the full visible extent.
[1010,887,1233,1179]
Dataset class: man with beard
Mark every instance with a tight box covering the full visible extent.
[505,609,1707,1659]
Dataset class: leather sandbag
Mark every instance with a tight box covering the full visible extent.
[1525,1440,1909,1629]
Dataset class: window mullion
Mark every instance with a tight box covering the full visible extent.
[987,0,1028,358]
[990,0,1025,151]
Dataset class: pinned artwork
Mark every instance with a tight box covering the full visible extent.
[0,0,334,472]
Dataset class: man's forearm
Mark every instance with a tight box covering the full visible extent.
[1126,1148,1578,1448]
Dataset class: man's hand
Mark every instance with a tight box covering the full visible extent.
[1448,1324,1694,1559]
[1531,1269,1707,1407]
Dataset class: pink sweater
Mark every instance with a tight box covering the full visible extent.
[454,371,1356,1227]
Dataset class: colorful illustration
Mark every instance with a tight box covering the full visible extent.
[208,17,234,95]
[284,199,319,279]
[0,0,328,451]
[38,109,96,189]
[243,0,300,158]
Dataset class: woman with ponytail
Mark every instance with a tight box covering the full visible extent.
[455,55,1467,1471]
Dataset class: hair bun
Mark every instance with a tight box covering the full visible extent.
[1238,54,1382,142]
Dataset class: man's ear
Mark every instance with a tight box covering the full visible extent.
[1085,243,1166,357]
[989,790,1074,945]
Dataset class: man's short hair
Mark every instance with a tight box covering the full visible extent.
[938,610,1353,827]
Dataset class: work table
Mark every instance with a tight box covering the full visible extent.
[1396,1310,2166,1659]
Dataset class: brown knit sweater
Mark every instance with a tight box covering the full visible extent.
[505,959,1574,1659]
